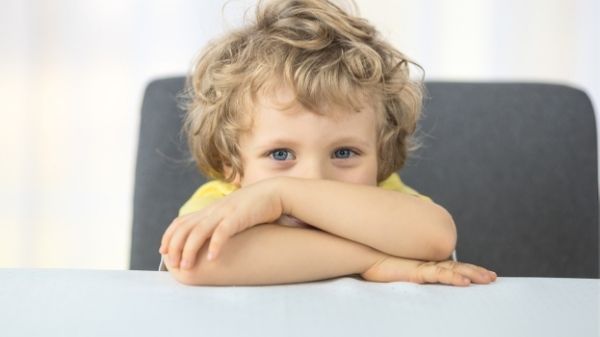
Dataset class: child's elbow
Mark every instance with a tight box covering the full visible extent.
[430,206,457,261]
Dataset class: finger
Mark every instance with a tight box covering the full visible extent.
[167,220,196,268]
[208,214,246,261]
[160,211,212,254]
[160,214,198,254]
[440,261,497,284]
[465,262,497,280]
[180,223,215,269]
[159,218,182,254]
[437,260,489,284]
[416,263,471,287]
[206,219,237,261]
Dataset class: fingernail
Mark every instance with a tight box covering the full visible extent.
[207,251,214,261]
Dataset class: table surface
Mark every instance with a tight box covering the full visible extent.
[0,268,598,337]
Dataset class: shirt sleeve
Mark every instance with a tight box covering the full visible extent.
[177,180,238,216]
[378,173,433,202]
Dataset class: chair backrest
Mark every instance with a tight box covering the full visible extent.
[131,77,599,278]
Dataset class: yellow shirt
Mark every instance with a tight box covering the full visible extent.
[179,173,432,216]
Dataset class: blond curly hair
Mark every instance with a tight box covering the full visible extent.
[183,0,424,183]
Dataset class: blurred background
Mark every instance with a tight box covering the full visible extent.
[1,0,598,270]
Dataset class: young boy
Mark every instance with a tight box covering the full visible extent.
[159,0,497,286]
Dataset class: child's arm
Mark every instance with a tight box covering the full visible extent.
[163,224,383,285]
[161,176,454,268]
[163,224,494,286]
[278,177,457,261]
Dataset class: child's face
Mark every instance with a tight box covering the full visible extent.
[232,86,379,187]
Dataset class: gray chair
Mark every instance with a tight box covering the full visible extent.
[131,77,599,278]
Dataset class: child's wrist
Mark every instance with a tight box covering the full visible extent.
[271,176,300,215]
[362,251,389,275]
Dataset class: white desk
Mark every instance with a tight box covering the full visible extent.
[0,269,598,337]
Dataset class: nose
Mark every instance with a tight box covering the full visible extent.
[297,160,328,180]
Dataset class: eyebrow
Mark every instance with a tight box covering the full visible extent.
[254,136,372,151]
[254,138,300,151]
[329,136,372,148]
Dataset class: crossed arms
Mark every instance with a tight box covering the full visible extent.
[160,177,495,286]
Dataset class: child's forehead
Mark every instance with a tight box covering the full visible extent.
[252,84,379,120]
[245,90,379,145]
[242,108,378,153]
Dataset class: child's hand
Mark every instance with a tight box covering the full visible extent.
[159,179,284,269]
[360,256,497,286]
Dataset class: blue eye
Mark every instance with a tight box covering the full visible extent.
[269,149,295,161]
[333,148,356,159]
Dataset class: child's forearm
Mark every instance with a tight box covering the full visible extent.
[165,224,385,286]
[278,177,456,261]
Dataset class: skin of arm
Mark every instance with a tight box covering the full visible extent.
[164,223,496,286]
[278,177,457,261]
[162,179,497,286]
[165,224,384,286]
[161,175,455,271]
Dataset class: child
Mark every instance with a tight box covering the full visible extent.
[159,0,497,286]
